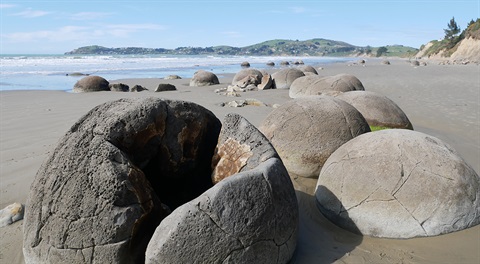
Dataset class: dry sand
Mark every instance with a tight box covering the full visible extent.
[0,59,479,263]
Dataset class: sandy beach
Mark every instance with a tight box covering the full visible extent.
[1,59,479,263]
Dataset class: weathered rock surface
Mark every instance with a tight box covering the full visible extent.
[272,68,305,89]
[146,114,298,264]
[289,74,365,98]
[259,96,370,178]
[258,73,273,90]
[130,85,148,92]
[298,65,318,75]
[109,83,129,92]
[189,70,220,86]
[315,129,480,238]
[155,83,176,92]
[0,203,24,227]
[73,76,110,93]
[23,98,222,264]
[232,69,263,88]
[336,91,413,129]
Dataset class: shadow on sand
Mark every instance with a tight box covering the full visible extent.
[289,186,363,264]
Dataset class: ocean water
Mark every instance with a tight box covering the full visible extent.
[0,54,351,92]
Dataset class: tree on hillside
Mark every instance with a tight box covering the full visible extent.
[444,17,461,39]
[376,46,388,57]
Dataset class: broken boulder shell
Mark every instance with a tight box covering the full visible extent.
[23,98,222,263]
[315,129,480,238]
[24,99,298,264]
[259,96,370,178]
[146,113,298,263]
[232,68,263,88]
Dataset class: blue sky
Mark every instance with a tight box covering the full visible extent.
[1,0,478,54]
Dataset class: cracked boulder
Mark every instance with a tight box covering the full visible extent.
[259,96,370,178]
[23,98,222,263]
[232,68,263,88]
[146,113,298,264]
[271,68,305,89]
[289,74,365,98]
[336,91,413,129]
[315,129,480,238]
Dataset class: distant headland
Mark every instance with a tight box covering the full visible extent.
[65,38,418,58]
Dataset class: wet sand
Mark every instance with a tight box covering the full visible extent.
[0,59,478,263]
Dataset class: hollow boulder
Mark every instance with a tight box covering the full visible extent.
[336,91,413,129]
[232,68,263,88]
[189,70,220,86]
[271,68,305,89]
[259,96,370,178]
[315,129,480,238]
[23,98,222,263]
[146,113,298,264]
[73,76,110,93]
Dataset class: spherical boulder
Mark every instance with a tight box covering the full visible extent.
[272,68,305,89]
[146,113,298,264]
[73,76,109,93]
[232,68,263,88]
[266,61,275,66]
[315,129,480,238]
[241,61,250,68]
[23,98,222,263]
[259,96,370,178]
[289,74,364,98]
[298,65,318,75]
[336,91,413,129]
[189,70,220,86]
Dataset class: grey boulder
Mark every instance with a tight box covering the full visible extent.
[189,70,220,86]
[336,91,413,129]
[289,74,365,98]
[232,68,263,88]
[23,98,222,263]
[259,96,370,178]
[109,83,129,92]
[298,65,318,75]
[155,83,176,92]
[315,129,480,238]
[73,76,110,93]
[271,68,305,89]
[146,113,298,264]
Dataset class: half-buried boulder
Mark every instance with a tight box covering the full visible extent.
[109,83,129,92]
[315,129,480,238]
[289,74,365,98]
[271,68,305,89]
[23,98,222,263]
[189,70,220,86]
[146,113,298,263]
[336,91,413,129]
[259,96,370,178]
[73,76,110,93]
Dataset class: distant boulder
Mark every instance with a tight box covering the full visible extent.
[266,61,275,66]
[130,84,148,92]
[316,129,480,238]
[189,70,220,86]
[164,75,182,80]
[155,83,176,92]
[271,68,305,89]
[280,61,290,66]
[293,60,304,65]
[73,76,109,93]
[241,61,250,68]
[289,74,365,98]
[298,65,318,75]
[109,83,129,92]
[381,60,391,65]
[336,91,413,129]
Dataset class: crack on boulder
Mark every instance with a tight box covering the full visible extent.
[392,195,428,235]
[393,161,421,196]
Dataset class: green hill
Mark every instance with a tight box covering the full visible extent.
[65,38,417,57]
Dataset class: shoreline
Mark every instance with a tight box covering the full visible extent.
[1,59,479,263]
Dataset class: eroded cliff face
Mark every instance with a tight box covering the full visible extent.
[450,37,480,62]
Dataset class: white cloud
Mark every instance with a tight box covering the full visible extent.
[69,12,113,21]
[106,24,166,37]
[12,8,51,18]
[0,4,16,9]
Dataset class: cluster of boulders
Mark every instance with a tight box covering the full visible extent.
[73,76,150,93]
[23,98,298,264]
